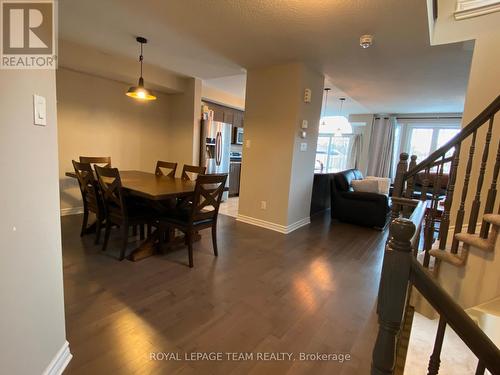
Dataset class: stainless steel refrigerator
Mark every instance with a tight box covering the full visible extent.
[200,117,231,200]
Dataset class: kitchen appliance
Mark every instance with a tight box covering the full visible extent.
[233,127,244,145]
[200,115,231,200]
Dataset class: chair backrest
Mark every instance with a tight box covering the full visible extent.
[72,160,103,217]
[79,156,112,167]
[94,165,126,221]
[181,164,206,181]
[189,174,227,223]
[155,161,177,177]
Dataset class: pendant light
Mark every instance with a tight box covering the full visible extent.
[333,98,352,137]
[320,88,331,126]
[126,37,157,101]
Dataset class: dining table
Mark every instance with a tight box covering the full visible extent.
[65,170,202,261]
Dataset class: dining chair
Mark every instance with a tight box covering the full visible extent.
[79,156,112,167]
[159,174,227,267]
[72,160,106,244]
[155,161,177,177]
[94,165,156,260]
[181,164,206,181]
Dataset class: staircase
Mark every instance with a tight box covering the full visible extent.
[391,95,500,310]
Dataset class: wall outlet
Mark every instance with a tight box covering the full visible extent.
[260,201,267,210]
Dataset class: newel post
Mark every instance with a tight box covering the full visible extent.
[371,218,415,375]
[392,153,409,219]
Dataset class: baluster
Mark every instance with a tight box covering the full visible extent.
[439,145,461,249]
[403,155,418,217]
[371,218,415,375]
[422,167,433,267]
[420,167,431,202]
[468,117,494,234]
[427,316,447,375]
[451,130,477,253]
[392,153,409,219]
[480,138,500,238]
[475,361,486,375]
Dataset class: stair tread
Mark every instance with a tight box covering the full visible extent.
[455,232,494,251]
[429,248,466,266]
[483,213,500,227]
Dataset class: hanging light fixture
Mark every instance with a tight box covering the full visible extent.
[126,36,157,101]
[332,98,352,137]
[320,88,331,126]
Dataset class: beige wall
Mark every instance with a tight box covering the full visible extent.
[0,70,68,373]
[238,63,324,229]
[57,68,172,212]
[201,83,245,110]
[168,77,203,167]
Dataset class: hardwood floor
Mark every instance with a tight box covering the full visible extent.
[62,212,387,375]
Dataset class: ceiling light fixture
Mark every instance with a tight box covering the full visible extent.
[126,36,157,101]
[332,98,352,137]
[321,88,331,126]
[359,34,373,49]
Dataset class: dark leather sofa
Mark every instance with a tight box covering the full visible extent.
[330,169,391,229]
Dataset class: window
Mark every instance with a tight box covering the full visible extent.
[393,119,461,172]
[315,134,352,173]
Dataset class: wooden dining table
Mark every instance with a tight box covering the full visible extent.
[65,170,201,261]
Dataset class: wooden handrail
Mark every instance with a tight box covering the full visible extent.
[405,95,500,179]
[372,215,500,375]
[410,259,500,374]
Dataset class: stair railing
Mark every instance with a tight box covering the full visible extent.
[392,95,500,266]
[372,216,500,375]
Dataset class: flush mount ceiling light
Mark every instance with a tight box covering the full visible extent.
[126,36,157,101]
[359,34,373,49]
[320,87,331,126]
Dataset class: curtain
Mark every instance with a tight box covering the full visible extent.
[366,116,396,177]
[348,134,362,170]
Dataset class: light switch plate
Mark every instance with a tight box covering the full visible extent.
[300,142,308,152]
[33,94,47,126]
[304,89,311,103]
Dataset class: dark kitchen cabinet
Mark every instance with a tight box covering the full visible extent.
[229,162,241,196]
[223,111,234,125]
[202,101,244,128]
[233,110,244,128]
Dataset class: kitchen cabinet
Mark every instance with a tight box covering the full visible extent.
[203,101,244,128]
[233,110,244,128]
[229,162,241,196]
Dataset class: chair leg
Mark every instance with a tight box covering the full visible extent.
[95,219,102,245]
[102,221,111,252]
[211,223,218,256]
[187,233,194,268]
[119,223,129,261]
[139,224,145,240]
[80,209,89,237]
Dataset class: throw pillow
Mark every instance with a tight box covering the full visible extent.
[351,179,380,193]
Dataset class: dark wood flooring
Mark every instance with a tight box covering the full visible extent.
[62,212,386,375]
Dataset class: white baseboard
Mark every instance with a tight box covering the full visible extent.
[42,340,72,375]
[236,214,310,234]
[60,207,83,216]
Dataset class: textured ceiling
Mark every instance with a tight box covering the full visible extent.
[59,0,473,113]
